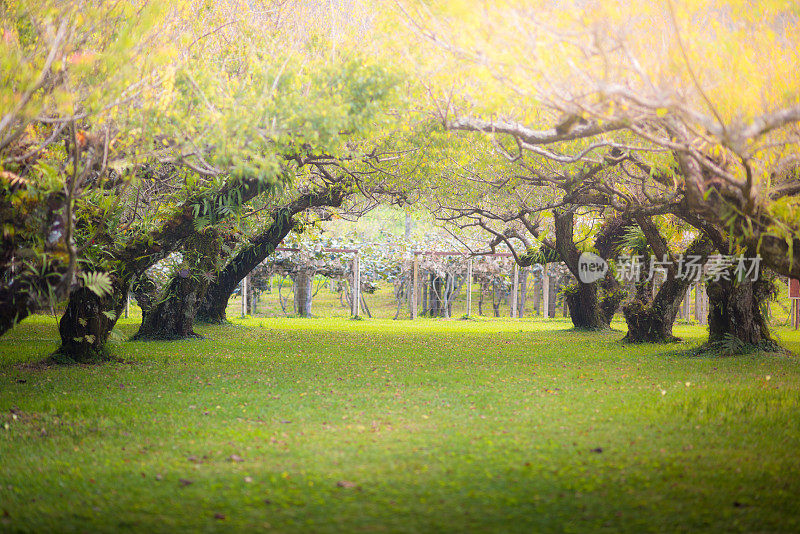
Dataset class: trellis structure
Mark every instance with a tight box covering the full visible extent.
[239,246,362,318]
[234,247,770,325]
[409,250,560,319]
[235,245,708,323]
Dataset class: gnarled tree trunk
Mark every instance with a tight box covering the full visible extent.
[564,282,602,328]
[677,210,785,353]
[45,171,276,362]
[554,211,604,329]
[623,282,686,343]
[703,276,782,353]
[197,187,346,323]
[293,269,314,317]
[196,218,293,323]
[562,273,623,328]
[132,229,220,340]
[554,210,628,329]
[53,275,127,363]
[132,272,205,340]
[623,228,714,343]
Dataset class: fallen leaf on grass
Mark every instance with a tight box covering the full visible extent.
[336,480,360,489]
[229,454,244,463]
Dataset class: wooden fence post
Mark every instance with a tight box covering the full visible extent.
[542,264,550,319]
[790,279,800,330]
[466,258,473,317]
[511,263,519,318]
[352,252,360,317]
[241,274,248,318]
[411,252,419,319]
[794,299,800,330]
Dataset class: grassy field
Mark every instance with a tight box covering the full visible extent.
[1,315,800,533]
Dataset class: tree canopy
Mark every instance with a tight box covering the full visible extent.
[2,0,800,357]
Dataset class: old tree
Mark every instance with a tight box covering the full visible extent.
[0,0,404,360]
[2,0,799,358]
[395,0,800,351]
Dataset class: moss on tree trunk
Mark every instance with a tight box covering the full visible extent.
[555,210,628,330]
[132,229,220,341]
[197,187,346,324]
[53,276,127,363]
[623,234,714,344]
[700,277,784,354]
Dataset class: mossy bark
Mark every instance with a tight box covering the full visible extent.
[622,287,684,343]
[132,229,220,341]
[564,283,604,329]
[53,276,127,363]
[555,210,628,330]
[623,234,714,343]
[702,277,783,353]
[197,187,346,323]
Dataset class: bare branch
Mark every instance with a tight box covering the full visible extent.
[448,116,628,146]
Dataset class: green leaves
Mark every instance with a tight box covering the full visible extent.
[80,271,113,297]
[617,226,649,256]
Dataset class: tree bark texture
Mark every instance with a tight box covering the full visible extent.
[703,276,782,353]
[623,231,714,343]
[197,186,346,323]
[50,172,276,358]
[293,269,314,317]
[132,229,220,340]
[53,275,127,362]
[555,210,628,329]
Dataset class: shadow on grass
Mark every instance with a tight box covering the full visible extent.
[14,350,136,370]
[650,341,795,360]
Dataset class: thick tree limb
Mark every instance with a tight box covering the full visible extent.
[197,185,348,322]
[448,116,628,146]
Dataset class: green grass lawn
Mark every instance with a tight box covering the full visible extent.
[1,315,800,533]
